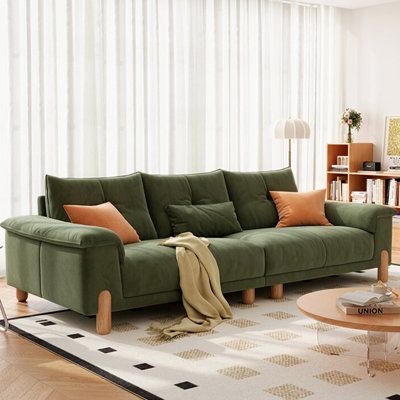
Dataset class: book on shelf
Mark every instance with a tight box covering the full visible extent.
[330,176,349,202]
[363,178,400,207]
[331,164,348,172]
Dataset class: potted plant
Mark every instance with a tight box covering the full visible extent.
[341,108,362,143]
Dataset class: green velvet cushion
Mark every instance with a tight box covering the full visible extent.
[165,202,242,237]
[228,225,374,275]
[142,173,192,238]
[45,173,157,240]
[186,170,230,204]
[0,215,125,262]
[223,171,278,229]
[37,195,47,216]
[142,170,231,238]
[121,238,265,297]
[261,167,298,198]
[325,201,395,233]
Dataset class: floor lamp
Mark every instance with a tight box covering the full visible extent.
[274,118,311,168]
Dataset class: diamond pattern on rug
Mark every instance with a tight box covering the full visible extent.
[194,329,218,337]
[175,348,214,361]
[303,322,335,331]
[348,334,387,345]
[222,339,260,351]
[265,330,301,341]
[265,383,314,400]
[224,318,260,328]
[264,354,307,367]
[359,360,400,373]
[113,322,138,332]
[271,296,293,303]
[314,370,362,386]
[217,365,260,380]
[263,311,296,320]
[137,334,183,346]
[231,302,259,309]
[309,344,349,356]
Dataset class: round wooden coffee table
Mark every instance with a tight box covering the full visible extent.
[297,287,400,376]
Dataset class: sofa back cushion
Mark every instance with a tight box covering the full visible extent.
[223,168,298,229]
[142,170,230,238]
[45,173,157,240]
[186,170,230,204]
[261,167,298,197]
[141,173,192,238]
[223,171,277,229]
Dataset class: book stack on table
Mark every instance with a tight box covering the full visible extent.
[337,290,400,315]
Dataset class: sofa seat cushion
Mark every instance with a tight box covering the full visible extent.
[121,238,265,297]
[293,226,374,267]
[227,226,374,275]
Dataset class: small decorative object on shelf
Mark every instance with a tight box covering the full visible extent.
[341,108,363,143]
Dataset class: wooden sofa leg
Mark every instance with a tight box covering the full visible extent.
[242,288,255,305]
[378,250,389,283]
[270,284,283,299]
[96,290,112,335]
[16,289,28,303]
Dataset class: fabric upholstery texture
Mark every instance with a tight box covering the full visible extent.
[0,169,394,318]
[121,237,265,298]
[270,189,331,227]
[186,170,230,204]
[0,215,125,262]
[228,225,374,274]
[325,201,395,233]
[64,202,140,244]
[223,171,278,229]
[165,202,242,237]
[261,167,298,197]
[142,170,231,238]
[45,173,157,240]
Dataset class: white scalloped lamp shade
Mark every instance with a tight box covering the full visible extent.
[274,118,311,139]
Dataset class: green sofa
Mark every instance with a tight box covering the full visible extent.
[1,168,394,334]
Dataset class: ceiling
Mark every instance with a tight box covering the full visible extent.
[304,0,400,9]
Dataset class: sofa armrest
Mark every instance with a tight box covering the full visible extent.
[325,201,395,233]
[1,215,124,262]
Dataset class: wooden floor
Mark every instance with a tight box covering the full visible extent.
[0,280,141,400]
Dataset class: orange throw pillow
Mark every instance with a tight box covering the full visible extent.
[269,189,331,228]
[63,202,140,244]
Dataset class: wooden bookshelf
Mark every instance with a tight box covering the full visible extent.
[326,143,400,210]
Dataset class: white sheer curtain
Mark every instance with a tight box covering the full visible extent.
[0,0,343,273]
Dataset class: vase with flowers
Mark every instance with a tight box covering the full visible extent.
[341,108,362,143]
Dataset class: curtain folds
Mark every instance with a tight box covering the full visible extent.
[0,0,342,233]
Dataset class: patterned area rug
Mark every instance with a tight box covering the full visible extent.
[7,268,400,400]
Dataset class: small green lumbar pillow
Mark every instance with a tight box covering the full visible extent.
[165,201,243,237]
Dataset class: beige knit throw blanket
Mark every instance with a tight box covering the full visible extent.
[151,232,232,338]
